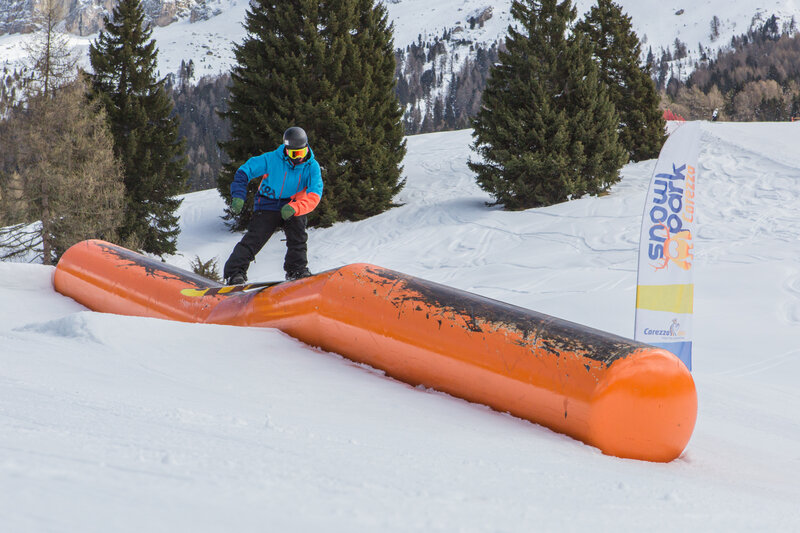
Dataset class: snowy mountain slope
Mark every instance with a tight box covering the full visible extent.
[2,123,799,531]
[0,0,222,36]
[1,0,799,77]
[387,0,800,59]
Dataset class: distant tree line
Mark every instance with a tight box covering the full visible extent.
[169,72,231,192]
[1,67,28,118]
[658,13,800,121]
[394,37,502,133]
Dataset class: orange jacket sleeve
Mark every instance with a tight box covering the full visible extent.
[287,189,321,216]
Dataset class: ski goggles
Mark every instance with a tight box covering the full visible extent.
[287,146,308,160]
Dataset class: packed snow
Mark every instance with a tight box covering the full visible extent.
[2,122,800,531]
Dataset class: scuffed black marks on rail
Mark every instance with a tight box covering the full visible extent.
[97,241,220,287]
[363,265,647,366]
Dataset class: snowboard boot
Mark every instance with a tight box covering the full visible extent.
[227,273,247,285]
[285,267,312,281]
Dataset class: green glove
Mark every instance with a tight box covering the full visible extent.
[281,204,296,220]
[231,197,244,215]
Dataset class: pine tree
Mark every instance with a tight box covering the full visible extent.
[576,0,666,161]
[218,0,405,230]
[1,3,122,264]
[313,0,406,225]
[0,78,124,264]
[88,0,187,255]
[469,0,626,209]
[710,15,721,42]
[22,0,77,99]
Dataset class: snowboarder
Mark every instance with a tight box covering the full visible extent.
[223,126,323,285]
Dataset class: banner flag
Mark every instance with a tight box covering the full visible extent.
[634,122,702,371]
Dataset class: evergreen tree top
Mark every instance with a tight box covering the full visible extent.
[576,0,644,74]
[506,0,576,47]
[574,0,665,161]
[89,0,159,95]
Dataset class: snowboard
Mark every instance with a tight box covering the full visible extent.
[180,280,284,298]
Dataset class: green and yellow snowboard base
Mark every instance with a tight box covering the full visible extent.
[180,280,284,298]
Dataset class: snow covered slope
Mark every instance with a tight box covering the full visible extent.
[2,122,800,531]
[1,0,799,77]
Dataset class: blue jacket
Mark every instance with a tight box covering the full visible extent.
[231,145,323,214]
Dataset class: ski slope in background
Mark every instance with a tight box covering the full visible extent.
[2,123,800,531]
[2,0,799,77]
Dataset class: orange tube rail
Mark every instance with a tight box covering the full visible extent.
[54,240,697,462]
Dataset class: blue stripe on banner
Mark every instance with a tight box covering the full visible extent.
[653,341,692,371]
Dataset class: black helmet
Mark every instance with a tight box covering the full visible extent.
[283,127,308,150]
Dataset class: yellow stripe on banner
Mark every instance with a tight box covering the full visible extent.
[636,284,694,314]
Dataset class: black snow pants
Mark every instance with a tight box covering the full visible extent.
[223,210,308,280]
